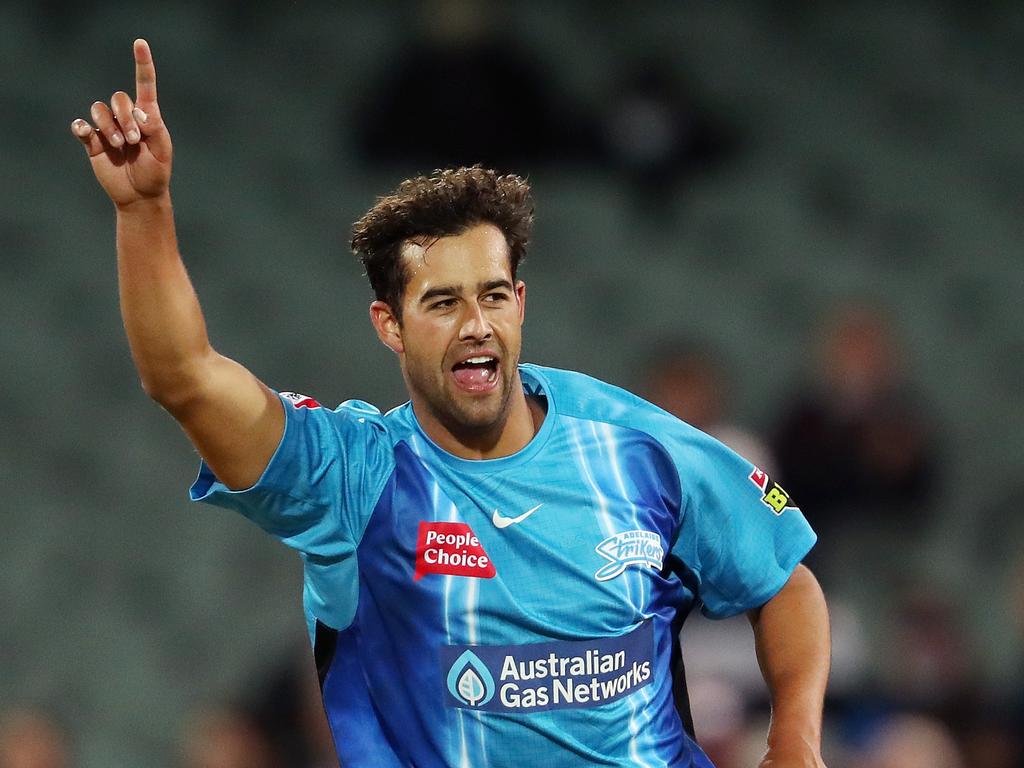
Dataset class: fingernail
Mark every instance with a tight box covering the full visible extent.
[133,107,148,124]
[111,132,124,147]
[126,129,140,143]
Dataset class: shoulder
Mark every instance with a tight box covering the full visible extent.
[278,391,381,421]
[524,364,748,481]
[523,363,700,441]
[522,364,654,419]
[277,391,400,448]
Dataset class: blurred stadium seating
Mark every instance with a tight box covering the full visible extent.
[1,1,1021,765]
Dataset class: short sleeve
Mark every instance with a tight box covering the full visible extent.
[668,428,816,619]
[189,393,395,560]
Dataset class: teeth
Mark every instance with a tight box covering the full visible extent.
[465,356,495,364]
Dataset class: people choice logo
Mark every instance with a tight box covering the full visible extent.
[414,521,496,581]
[594,530,665,581]
[446,650,496,707]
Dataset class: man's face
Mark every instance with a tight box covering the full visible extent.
[372,222,526,441]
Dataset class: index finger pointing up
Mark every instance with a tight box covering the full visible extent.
[134,38,158,104]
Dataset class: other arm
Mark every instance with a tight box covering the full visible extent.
[747,564,830,767]
[71,40,282,489]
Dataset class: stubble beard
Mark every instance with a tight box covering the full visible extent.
[406,349,519,442]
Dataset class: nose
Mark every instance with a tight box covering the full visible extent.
[458,300,493,342]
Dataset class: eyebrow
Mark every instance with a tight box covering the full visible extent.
[418,279,514,304]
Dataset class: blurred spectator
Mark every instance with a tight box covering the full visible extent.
[883,588,972,710]
[687,676,748,768]
[181,706,279,768]
[1003,554,1024,767]
[643,338,775,474]
[356,0,579,172]
[600,57,738,211]
[854,713,964,768]
[0,709,69,768]
[249,651,336,768]
[772,303,938,543]
[958,715,1023,768]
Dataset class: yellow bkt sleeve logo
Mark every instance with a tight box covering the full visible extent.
[748,467,798,515]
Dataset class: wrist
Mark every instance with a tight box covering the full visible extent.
[115,191,172,217]
[765,725,822,763]
[766,708,821,753]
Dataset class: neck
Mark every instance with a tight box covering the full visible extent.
[415,376,545,460]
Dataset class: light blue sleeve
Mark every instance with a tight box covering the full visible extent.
[189,393,395,560]
[667,427,816,619]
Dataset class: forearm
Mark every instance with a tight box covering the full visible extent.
[116,192,213,405]
[750,564,830,757]
[77,40,284,489]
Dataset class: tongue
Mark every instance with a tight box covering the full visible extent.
[452,365,493,389]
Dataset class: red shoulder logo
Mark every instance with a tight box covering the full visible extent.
[280,391,321,409]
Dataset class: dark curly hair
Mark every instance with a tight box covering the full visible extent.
[351,166,534,318]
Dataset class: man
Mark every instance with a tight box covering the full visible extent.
[71,40,830,768]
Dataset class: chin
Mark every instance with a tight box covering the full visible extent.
[442,387,510,434]
[450,400,505,433]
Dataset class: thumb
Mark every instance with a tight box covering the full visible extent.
[132,105,172,161]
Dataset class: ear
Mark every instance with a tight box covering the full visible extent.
[370,300,404,354]
[515,280,526,324]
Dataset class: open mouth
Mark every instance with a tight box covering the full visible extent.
[451,355,500,392]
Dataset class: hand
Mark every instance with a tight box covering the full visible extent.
[70,39,173,208]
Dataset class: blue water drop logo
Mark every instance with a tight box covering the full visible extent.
[446,650,495,707]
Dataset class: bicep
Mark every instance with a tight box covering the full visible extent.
[168,351,285,490]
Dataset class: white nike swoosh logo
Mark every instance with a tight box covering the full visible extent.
[491,504,544,529]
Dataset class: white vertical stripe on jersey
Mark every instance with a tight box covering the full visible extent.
[465,573,488,768]
[582,421,636,609]
[415,430,473,768]
[597,421,657,768]
[567,418,616,543]
[452,497,473,768]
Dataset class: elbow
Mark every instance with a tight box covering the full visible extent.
[136,346,217,412]
[137,362,209,415]
[140,375,197,414]
[139,375,176,407]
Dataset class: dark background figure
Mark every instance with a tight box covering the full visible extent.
[247,652,337,768]
[643,338,775,475]
[599,57,738,215]
[356,0,578,173]
[772,303,938,549]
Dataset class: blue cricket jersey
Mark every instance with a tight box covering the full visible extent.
[190,364,816,767]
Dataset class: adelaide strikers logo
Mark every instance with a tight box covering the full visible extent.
[446,650,496,707]
[594,530,665,581]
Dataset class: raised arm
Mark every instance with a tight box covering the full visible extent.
[71,39,283,489]
[747,564,831,768]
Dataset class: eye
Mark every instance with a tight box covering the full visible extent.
[483,292,510,303]
[430,299,456,310]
